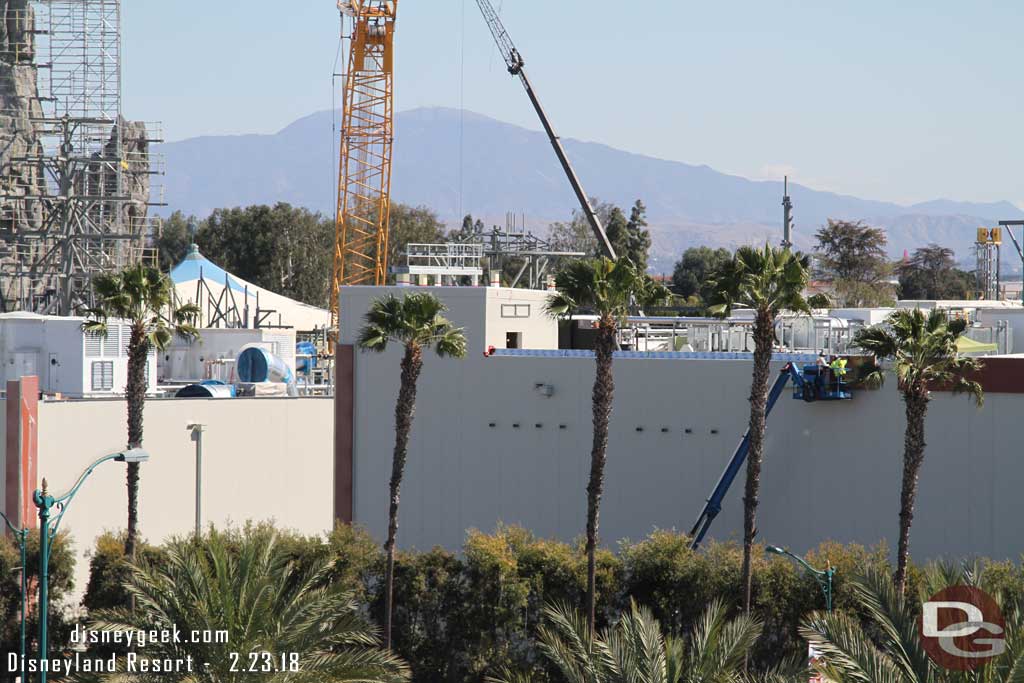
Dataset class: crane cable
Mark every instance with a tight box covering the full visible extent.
[331,10,346,219]
[458,0,465,222]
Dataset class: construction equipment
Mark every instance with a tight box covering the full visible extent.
[688,361,853,550]
[331,0,398,334]
[998,220,1024,304]
[473,0,617,260]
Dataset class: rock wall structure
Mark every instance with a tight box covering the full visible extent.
[0,0,155,313]
[0,0,44,235]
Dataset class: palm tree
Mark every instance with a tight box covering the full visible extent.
[707,244,810,613]
[83,265,199,557]
[87,527,410,683]
[546,257,669,635]
[491,599,763,683]
[800,564,1023,683]
[357,292,467,648]
[853,308,983,594]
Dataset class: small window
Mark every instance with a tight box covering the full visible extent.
[91,361,114,391]
[500,304,531,318]
[506,332,522,349]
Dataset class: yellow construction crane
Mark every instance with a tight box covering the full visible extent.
[331,0,398,334]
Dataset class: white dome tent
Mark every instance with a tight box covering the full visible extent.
[169,244,330,332]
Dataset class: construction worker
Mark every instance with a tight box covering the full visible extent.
[829,356,848,392]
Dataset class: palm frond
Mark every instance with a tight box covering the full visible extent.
[86,527,410,683]
[707,244,810,320]
[357,293,468,359]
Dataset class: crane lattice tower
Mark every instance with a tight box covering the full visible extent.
[331,0,397,334]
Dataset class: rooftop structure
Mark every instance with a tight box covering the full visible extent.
[393,243,484,285]
[0,311,156,396]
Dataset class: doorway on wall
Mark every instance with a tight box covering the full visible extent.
[48,353,60,392]
[506,332,522,349]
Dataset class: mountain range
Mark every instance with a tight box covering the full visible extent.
[159,107,1023,273]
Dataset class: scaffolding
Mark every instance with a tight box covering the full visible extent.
[478,214,585,289]
[394,243,484,285]
[975,227,1001,301]
[0,0,163,315]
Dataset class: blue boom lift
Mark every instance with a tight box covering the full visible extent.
[688,361,852,550]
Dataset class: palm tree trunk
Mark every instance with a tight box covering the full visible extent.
[383,343,423,649]
[586,317,616,636]
[124,322,149,559]
[894,390,929,595]
[741,309,774,613]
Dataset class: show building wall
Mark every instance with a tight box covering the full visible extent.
[337,287,1024,564]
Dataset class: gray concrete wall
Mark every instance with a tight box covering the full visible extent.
[34,396,335,601]
[351,349,1024,561]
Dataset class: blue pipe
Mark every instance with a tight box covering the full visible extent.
[688,365,795,550]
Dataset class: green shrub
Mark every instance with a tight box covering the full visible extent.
[0,530,76,663]
[82,522,1024,682]
[82,530,165,611]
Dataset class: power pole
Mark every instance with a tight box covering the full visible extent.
[782,176,794,249]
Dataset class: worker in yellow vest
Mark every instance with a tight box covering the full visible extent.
[829,357,847,391]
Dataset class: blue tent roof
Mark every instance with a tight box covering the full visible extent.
[170,244,245,293]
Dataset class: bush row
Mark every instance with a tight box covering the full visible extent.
[82,523,996,682]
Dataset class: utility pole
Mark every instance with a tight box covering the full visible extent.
[782,176,794,249]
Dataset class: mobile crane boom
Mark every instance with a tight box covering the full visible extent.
[474,0,617,260]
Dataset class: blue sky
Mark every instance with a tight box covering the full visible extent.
[124,1,1023,208]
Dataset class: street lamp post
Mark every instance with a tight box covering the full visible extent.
[33,448,150,683]
[187,424,205,538]
[0,511,28,683]
[766,545,835,611]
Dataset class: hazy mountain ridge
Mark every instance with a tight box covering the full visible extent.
[160,107,1023,272]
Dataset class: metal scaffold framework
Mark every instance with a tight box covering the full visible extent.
[331,0,397,333]
[478,213,584,289]
[975,227,1001,301]
[0,0,163,315]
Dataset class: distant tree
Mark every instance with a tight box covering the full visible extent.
[386,204,448,275]
[897,245,974,300]
[708,245,810,613]
[549,200,617,257]
[153,211,196,272]
[623,200,652,272]
[197,203,333,307]
[604,207,630,261]
[813,219,894,306]
[357,293,467,648]
[671,247,732,302]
